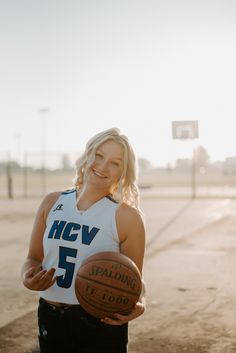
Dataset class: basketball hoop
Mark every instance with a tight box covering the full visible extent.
[172,120,199,140]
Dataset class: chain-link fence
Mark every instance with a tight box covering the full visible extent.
[0,152,236,199]
[0,152,79,198]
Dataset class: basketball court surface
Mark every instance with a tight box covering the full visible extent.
[0,195,236,352]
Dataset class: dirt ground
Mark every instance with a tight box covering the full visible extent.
[0,196,236,353]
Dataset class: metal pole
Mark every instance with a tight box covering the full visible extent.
[23,152,28,198]
[191,148,196,199]
[39,107,49,196]
[6,153,13,199]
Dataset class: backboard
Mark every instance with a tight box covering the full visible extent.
[172,120,199,140]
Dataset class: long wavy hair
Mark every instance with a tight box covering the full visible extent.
[73,128,140,209]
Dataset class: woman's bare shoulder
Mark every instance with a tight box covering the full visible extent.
[116,202,144,223]
[38,191,61,219]
[43,191,61,205]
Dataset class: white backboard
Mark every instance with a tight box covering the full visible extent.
[172,120,199,139]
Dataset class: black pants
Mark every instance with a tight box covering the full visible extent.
[38,298,128,353]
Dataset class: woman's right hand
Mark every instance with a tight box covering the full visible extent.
[23,266,56,291]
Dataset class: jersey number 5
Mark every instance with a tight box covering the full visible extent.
[57,246,77,288]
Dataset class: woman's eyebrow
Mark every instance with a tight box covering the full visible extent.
[97,148,123,161]
[112,157,123,161]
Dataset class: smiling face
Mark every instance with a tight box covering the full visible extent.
[88,140,124,192]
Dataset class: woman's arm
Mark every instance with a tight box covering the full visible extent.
[21,192,60,291]
[102,203,146,325]
[116,204,146,273]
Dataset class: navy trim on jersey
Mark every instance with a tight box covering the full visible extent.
[62,188,118,204]
[61,188,76,195]
[106,195,118,204]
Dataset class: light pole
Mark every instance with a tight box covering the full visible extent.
[191,147,196,199]
[39,107,49,196]
[15,133,22,166]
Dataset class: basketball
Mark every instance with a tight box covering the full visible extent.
[75,251,142,318]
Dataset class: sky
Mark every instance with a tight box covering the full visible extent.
[0,0,236,168]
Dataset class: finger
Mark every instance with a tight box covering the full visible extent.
[41,268,56,281]
[40,273,57,290]
[27,271,46,289]
[25,266,38,278]
[36,269,55,286]
[31,269,47,283]
[101,317,124,326]
[40,279,56,291]
[133,302,145,315]
[113,313,127,320]
[135,302,143,309]
[51,275,57,285]
[35,267,56,282]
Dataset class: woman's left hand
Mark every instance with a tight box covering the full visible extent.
[101,301,145,326]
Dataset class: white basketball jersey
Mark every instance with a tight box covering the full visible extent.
[40,189,120,304]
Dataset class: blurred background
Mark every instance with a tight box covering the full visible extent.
[0,0,235,198]
[1,2,236,352]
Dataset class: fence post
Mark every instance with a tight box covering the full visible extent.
[191,148,196,199]
[6,154,13,199]
[23,152,28,198]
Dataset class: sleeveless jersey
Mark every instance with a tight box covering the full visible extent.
[39,188,120,304]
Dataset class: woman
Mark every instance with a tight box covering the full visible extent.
[21,128,146,353]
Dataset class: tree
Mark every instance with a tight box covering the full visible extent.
[61,154,72,170]
[194,146,210,171]
[138,158,152,172]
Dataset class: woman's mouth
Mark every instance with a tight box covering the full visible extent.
[92,169,107,178]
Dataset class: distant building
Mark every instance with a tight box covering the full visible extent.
[210,161,224,172]
[175,158,191,172]
[224,157,236,175]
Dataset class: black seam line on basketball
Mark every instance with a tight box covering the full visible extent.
[77,274,140,297]
[78,291,134,315]
[77,292,133,314]
[80,258,141,280]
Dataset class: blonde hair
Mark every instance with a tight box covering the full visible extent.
[73,128,140,209]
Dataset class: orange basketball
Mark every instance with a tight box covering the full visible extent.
[75,251,142,318]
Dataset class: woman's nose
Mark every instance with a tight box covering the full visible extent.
[96,160,108,171]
